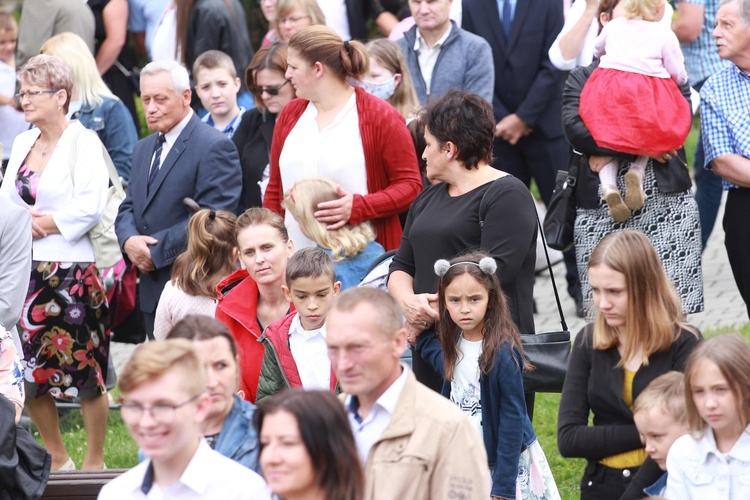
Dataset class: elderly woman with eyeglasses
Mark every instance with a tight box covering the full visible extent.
[232,42,296,210]
[274,0,325,41]
[0,54,110,472]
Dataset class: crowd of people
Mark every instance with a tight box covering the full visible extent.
[0,0,750,497]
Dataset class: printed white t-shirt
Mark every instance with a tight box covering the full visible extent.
[450,335,483,438]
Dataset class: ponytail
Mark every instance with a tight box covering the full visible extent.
[289,25,369,81]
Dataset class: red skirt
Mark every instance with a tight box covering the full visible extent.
[579,68,691,157]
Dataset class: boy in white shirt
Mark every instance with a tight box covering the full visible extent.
[98,339,269,499]
[256,248,341,403]
[192,50,245,138]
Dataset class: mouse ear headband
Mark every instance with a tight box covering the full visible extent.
[434,257,497,277]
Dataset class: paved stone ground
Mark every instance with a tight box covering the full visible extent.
[112,194,748,371]
[533,192,748,336]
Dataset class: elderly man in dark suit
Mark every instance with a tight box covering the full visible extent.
[115,60,241,339]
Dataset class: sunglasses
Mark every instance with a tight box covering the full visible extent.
[249,80,290,96]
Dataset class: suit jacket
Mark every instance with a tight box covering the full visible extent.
[462,0,564,138]
[0,198,31,353]
[115,112,241,313]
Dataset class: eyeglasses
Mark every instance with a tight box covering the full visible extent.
[14,89,59,105]
[119,395,199,422]
[249,80,290,96]
[278,14,310,24]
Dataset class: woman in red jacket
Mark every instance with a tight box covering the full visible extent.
[263,25,422,252]
[215,208,294,403]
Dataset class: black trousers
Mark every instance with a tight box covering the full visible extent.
[724,187,750,320]
[580,462,639,500]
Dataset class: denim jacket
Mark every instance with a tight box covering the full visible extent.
[72,97,138,181]
[215,394,260,473]
[643,472,667,497]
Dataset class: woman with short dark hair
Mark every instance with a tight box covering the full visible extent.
[255,390,364,500]
[389,89,538,396]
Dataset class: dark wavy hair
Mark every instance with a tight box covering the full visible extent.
[420,89,495,169]
[255,390,364,499]
[436,251,530,380]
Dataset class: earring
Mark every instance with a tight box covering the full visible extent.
[57,105,61,111]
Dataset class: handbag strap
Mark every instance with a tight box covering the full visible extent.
[535,210,568,332]
[68,127,125,197]
[478,178,569,331]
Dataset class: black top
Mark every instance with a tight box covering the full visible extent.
[390,175,537,334]
[231,108,275,211]
[558,324,702,499]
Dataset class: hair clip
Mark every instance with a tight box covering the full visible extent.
[209,210,216,220]
[434,257,497,277]
[343,40,351,55]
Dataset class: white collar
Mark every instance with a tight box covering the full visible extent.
[162,108,194,146]
[288,313,327,340]
[414,22,452,51]
[347,364,408,420]
[697,424,750,464]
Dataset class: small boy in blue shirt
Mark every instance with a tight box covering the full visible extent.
[633,371,690,496]
[192,50,245,138]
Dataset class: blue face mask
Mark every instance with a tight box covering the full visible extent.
[363,75,398,101]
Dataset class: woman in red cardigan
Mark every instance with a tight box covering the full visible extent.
[263,25,422,251]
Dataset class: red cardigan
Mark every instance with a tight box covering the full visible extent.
[263,86,422,251]
[214,268,295,403]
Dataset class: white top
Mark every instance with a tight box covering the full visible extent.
[450,336,483,438]
[414,23,453,96]
[319,0,352,41]
[98,439,271,500]
[666,426,750,499]
[150,2,180,63]
[0,61,29,161]
[278,93,367,248]
[346,364,408,464]
[548,0,674,71]
[153,281,218,340]
[288,313,331,390]
[595,17,688,84]
[0,122,108,263]
[151,109,193,176]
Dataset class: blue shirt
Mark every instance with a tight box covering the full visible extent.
[128,0,170,55]
[679,0,729,86]
[701,64,750,189]
[202,107,246,139]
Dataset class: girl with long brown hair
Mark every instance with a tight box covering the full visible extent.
[153,209,237,339]
[558,230,701,498]
[416,251,559,499]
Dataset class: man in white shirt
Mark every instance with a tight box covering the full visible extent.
[397,0,494,103]
[98,339,269,499]
[326,287,490,500]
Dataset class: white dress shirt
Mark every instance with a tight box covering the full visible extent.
[665,425,750,499]
[346,365,408,464]
[278,93,366,248]
[98,439,270,500]
[150,109,194,175]
[288,313,330,390]
[414,23,452,96]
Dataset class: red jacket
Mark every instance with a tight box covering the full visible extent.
[263,86,422,251]
[256,312,338,403]
[214,268,295,403]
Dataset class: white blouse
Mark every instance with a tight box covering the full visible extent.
[278,93,367,248]
[153,281,218,340]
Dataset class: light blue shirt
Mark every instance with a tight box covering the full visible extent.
[679,0,729,86]
[128,0,170,55]
[700,64,750,189]
[202,107,246,139]
[497,0,517,23]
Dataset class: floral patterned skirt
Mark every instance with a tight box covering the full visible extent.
[515,439,560,500]
[19,261,110,400]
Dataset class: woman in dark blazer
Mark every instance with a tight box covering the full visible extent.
[232,42,295,211]
[557,230,702,500]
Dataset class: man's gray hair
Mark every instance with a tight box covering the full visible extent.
[141,60,191,93]
[720,0,750,25]
[331,287,404,339]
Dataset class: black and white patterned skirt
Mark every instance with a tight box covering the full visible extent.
[574,162,704,319]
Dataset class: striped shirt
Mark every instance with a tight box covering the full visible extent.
[701,64,750,189]
[680,0,729,86]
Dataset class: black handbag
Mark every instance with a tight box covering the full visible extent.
[542,149,582,252]
[521,212,572,393]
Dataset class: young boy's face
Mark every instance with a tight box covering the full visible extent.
[634,406,690,470]
[0,29,17,64]
[194,67,240,120]
[283,275,341,331]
